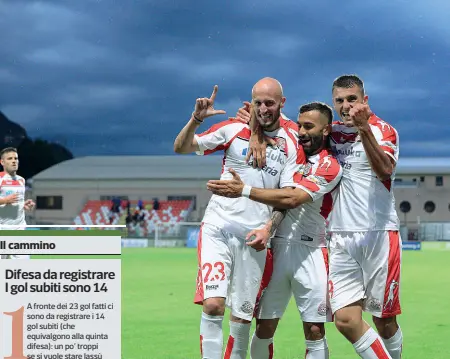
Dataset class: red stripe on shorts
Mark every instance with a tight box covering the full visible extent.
[193,224,204,305]
[381,231,402,317]
[269,342,274,359]
[253,248,274,318]
[321,247,333,321]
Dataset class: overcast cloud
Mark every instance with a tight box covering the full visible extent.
[0,0,448,156]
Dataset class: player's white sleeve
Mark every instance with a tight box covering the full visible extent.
[371,120,399,163]
[294,156,343,202]
[194,120,243,156]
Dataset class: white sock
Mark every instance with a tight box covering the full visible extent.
[250,332,273,359]
[200,312,224,359]
[382,327,402,359]
[223,321,251,359]
[353,328,392,359]
[305,337,329,359]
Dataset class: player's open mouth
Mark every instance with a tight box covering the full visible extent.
[300,139,311,147]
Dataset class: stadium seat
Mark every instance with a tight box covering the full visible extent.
[73,199,193,234]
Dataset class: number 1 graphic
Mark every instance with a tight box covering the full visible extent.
[3,306,26,359]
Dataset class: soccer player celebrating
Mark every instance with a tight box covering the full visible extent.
[327,75,402,359]
[0,147,35,259]
[239,74,403,359]
[174,78,302,359]
[208,102,342,359]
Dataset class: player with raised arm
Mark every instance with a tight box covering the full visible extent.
[0,147,35,259]
[207,102,342,359]
[173,78,302,359]
[326,75,402,359]
[236,74,402,359]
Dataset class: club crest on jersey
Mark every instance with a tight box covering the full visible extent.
[271,136,287,153]
[296,162,312,177]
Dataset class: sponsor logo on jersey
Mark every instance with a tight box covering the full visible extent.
[206,284,219,290]
[306,175,328,186]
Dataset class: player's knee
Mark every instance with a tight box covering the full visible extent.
[255,319,278,339]
[203,298,225,316]
[372,315,398,339]
[303,322,325,341]
[334,312,361,334]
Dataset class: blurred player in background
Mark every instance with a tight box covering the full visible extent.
[207,102,343,359]
[238,74,402,359]
[173,78,302,359]
[0,147,35,259]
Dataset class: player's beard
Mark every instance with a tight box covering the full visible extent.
[258,106,281,132]
[300,134,326,156]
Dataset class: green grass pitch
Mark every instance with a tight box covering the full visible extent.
[122,247,450,359]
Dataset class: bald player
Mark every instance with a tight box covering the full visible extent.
[174,78,303,359]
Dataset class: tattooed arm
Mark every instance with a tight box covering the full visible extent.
[266,208,287,237]
[245,208,287,251]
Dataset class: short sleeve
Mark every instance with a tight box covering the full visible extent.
[194,120,243,156]
[293,155,343,202]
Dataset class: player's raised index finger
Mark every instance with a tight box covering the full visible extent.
[210,85,219,102]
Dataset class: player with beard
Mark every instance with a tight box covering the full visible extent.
[174,78,302,359]
[207,102,342,359]
[235,74,402,359]
[0,147,35,259]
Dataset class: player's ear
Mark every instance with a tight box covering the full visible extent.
[363,95,369,104]
[280,97,286,108]
[323,124,332,137]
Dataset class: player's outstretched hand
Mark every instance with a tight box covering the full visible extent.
[206,168,244,198]
[349,103,372,130]
[246,228,270,251]
[192,85,226,121]
[24,199,35,211]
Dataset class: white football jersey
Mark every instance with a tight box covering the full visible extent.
[328,114,400,231]
[275,148,343,247]
[195,118,302,238]
[0,171,26,229]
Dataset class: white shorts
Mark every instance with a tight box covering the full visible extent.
[193,223,267,321]
[256,240,332,323]
[329,230,402,318]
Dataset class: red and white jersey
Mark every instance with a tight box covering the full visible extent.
[328,114,400,232]
[0,172,26,229]
[275,148,342,247]
[195,118,303,238]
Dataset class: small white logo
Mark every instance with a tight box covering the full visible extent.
[384,280,398,310]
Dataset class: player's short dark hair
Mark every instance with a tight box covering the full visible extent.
[0,147,18,158]
[298,102,333,124]
[332,74,365,95]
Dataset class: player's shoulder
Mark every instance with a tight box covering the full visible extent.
[0,171,6,179]
[280,117,298,131]
[315,149,342,173]
[368,114,397,133]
